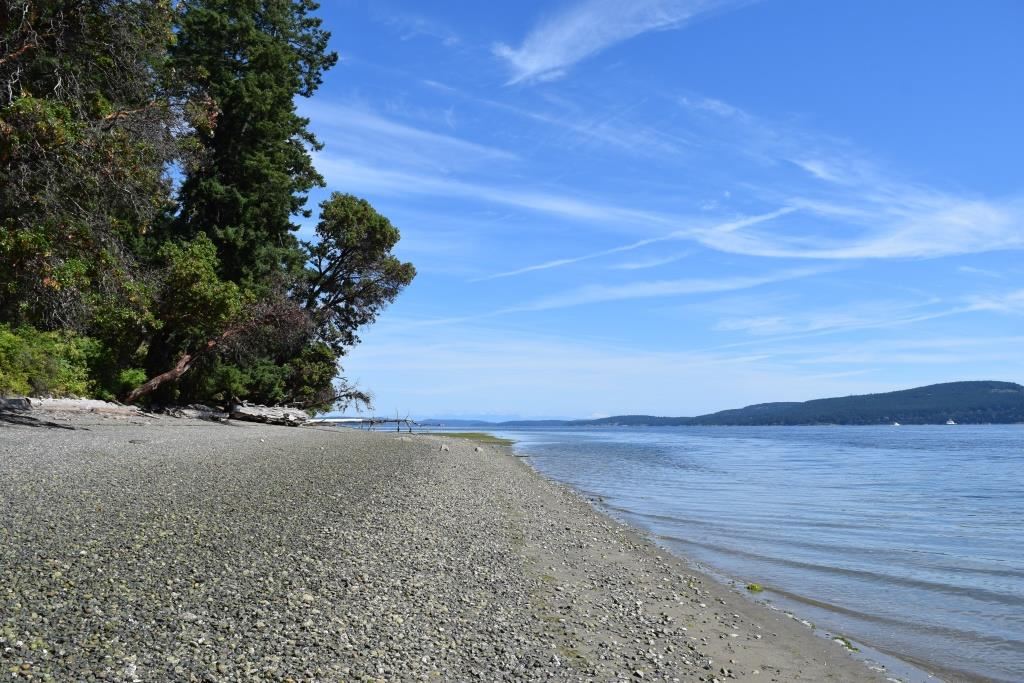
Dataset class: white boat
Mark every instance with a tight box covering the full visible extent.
[892,421,901,426]
[945,419,957,425]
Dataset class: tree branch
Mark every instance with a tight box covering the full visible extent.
[122,327,239,404]
[0,39,36,67]
[100,101,162,127]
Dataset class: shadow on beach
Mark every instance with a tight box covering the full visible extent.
[0,410,81,430]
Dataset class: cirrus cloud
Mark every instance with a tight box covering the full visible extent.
[494,0,750,84]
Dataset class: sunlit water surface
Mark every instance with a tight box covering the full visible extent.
[480,425,1024,682]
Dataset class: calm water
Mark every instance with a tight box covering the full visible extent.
[487,425,1024,683]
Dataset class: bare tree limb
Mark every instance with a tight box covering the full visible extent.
[100,100,162,127]
[0,39,35,67]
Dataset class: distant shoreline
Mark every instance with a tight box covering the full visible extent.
[420,379,1024,427]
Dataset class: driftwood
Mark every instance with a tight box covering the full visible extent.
[306,416,417,432]
[0,397,30,411]
[26,397,144,416]
[229,402,309,426]
[166,404,229,422]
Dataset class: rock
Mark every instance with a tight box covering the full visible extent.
[440,444,450,452]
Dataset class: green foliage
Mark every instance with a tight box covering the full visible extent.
[0,325,96,397]
[1,2,178,331]
[116,368,150,397]
[282,342,340,412]
[173,345,335,410]
[0,2,412,411]
[832,635,859,652]
[302,193,417,352]
[169,0,338,283]
[155,234,243,347]
[176,359,284,406]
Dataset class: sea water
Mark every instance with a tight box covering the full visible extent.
[487,425,1024,683]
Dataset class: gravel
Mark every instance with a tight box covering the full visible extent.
[1,413,886,682]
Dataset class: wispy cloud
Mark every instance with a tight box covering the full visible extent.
[475,208,796,280]
[494,0,747,84]
[713,298,954,339]
[422,78,694,158]
[314,155,677,227]
[511,267,826,311]
[373,7,460,46]
[675,94,1024,260]
[711,289,1024,351]
[301,102,517,169]
[965,288,1024,313]
[678,95,748,120]
[700,195,1024,260]
[958,265,1006,279]
[610,252,690,270]
[308,94,1024,270]
[782,335,1024,367]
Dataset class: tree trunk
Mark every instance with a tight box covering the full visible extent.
[122,335,225,404]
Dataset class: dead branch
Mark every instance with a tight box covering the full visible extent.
[100,100,163,127]
[0,39,35,67]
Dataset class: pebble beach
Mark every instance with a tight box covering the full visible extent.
[0,413,886,682]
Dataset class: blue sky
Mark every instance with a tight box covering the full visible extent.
[301,0,1024,420]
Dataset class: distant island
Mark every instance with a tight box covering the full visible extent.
[431,381,1024,427]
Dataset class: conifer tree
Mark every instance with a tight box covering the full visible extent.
[170,0,338,284]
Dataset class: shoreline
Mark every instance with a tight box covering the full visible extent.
[499,441,952,683]
[3,412,902,681]
[491,431,991,683]
[523,469,954,683]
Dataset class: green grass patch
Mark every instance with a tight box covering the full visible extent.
[833,635,860,652]
[436,432,514,446]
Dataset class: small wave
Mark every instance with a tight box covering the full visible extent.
[656,533,1024,609]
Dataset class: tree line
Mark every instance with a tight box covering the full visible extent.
[0,1,415,412]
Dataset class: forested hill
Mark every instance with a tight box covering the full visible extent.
[676,381,1024,425]
[446,381,1024,427]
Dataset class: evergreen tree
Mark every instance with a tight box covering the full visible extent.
[1,2,414,412]
[169,0,337,284]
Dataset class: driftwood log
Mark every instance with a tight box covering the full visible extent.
[228,402,309,426]
[166,404,229,422]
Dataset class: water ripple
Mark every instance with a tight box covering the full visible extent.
[504,425,1024,683]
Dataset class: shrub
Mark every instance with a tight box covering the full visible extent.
[0,325,96,397]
